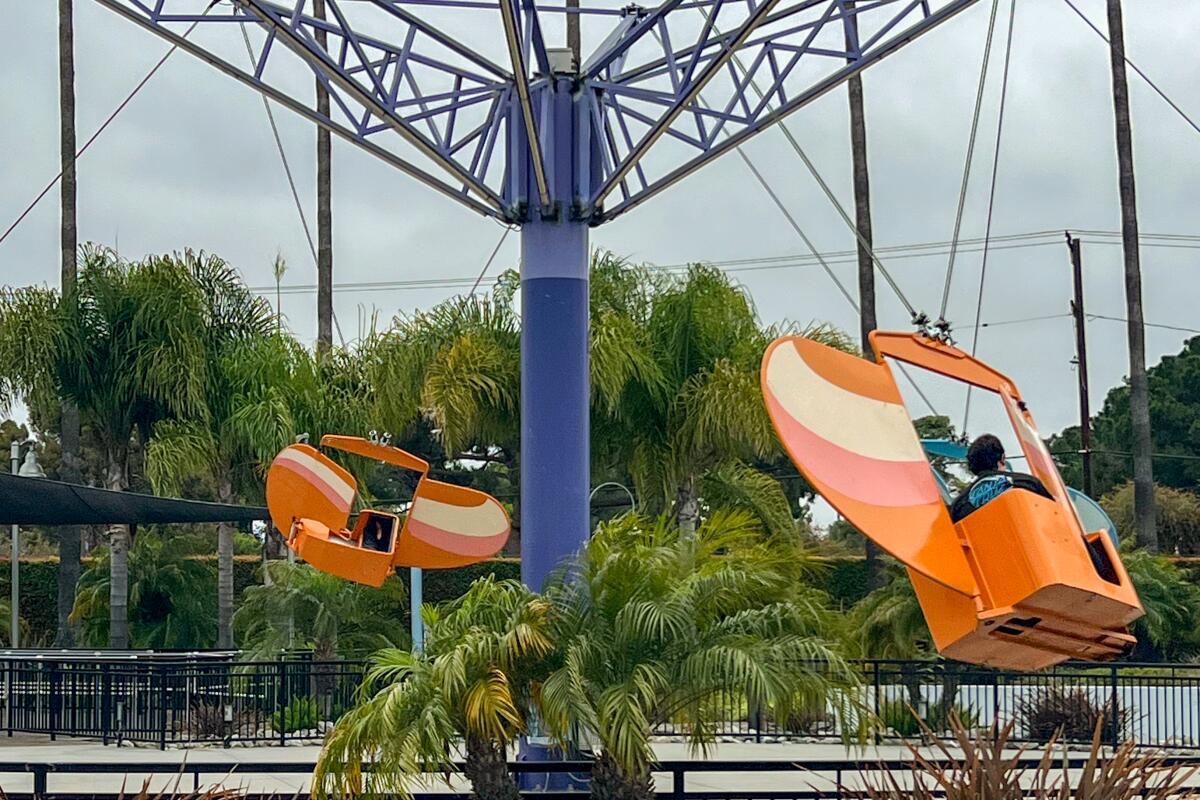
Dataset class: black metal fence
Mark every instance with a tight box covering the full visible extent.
[1,652,361,746]
[5,654,1200,749]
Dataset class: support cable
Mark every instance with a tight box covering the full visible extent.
[238,19,346,347]
[0,4,217,249]
[1060,0,1200,139]
[714,20,921,321]
[962,0,1017,435]
[469,226,513,296]
[937,0,1001,327]
[657,26,936,419]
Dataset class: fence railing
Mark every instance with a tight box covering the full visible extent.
[5,654,1200,749]
[8,754,1200,800]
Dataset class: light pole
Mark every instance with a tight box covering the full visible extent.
[10,440,45,649]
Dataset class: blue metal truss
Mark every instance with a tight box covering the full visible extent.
[92,0,978,224]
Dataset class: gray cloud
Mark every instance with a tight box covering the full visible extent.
[2,0,1198,459]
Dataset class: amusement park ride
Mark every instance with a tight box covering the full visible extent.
[89,0,1142,671]
[762,332,1143,670]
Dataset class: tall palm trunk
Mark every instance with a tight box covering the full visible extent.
[1105,0,1156,552]
[105,452,129,649]
[217,475,236,649]
[314,0,334,354]
[846,4,883,588]
[590,752,652,800]
[675,475,699,540]
[57,0,82,648]
[464,736,520,800]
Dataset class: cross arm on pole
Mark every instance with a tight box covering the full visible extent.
[499,0,552,211]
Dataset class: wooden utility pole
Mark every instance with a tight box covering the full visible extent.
[1066,233,1093,498]
[314,0,334,354]
[1105,0,1156,551]
[846,0,882,589]
[57,0,82,648]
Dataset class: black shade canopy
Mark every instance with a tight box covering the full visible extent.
[0,473,267,526]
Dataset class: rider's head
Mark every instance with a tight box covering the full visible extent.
[966,434,1006,476]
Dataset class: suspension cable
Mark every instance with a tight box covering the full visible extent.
[938,0,1002,325]
[962,0,1017,435]
[701,9,921,320]
[1059,0,1200,139]
[655,26,938,416]
[239,19,347,347]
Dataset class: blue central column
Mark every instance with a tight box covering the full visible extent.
[520,75,590,592]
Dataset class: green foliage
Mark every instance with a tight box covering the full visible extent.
[1051,335,1200,496]
[824,558,873,606]
[272,696,321,734]
[878,698,980,737]
[1015,687,1129,743]
[847,571,933,661]
[1120,550,1200,660]
[234,562,408,659]
[70,532,218,649]
[539,511,854,793]
[316,577,552,800]
[1102,482,1200,555]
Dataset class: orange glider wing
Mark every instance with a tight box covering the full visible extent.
[394,477,512,569]
[265,444,355,537]
[761,336,977,595]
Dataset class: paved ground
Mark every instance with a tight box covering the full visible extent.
[0,734,1158,796]
[0,734,936,795]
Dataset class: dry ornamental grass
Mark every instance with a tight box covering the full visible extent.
[863,717,1199,800]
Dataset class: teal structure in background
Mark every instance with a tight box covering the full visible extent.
[921,439,1120,548]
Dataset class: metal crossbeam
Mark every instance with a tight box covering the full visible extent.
[585,0,979,220]
[499,0,551,210]
[92,0,978,222]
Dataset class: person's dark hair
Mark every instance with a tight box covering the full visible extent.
[966,434,1005,475]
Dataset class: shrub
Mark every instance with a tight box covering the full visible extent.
[180,700,252,741]
[1016,687,1129,743]
[878,698,980,738]
[864,717,1197,800]
[271,696,321,734]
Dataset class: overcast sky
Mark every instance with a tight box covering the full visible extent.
[2,0,1198,477]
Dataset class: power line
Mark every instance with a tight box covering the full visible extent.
[1086,313,1200,336]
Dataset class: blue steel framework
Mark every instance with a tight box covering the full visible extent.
[91,0,978,590]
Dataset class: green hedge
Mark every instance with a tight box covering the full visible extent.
[5,555,873,645]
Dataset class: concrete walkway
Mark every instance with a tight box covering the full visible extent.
[0,734,1106,796]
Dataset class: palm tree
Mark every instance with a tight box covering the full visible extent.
[314,0,334,354]
[314,576,552,800]
[58,0,83,648]
[70,530,218,649]
[601,263,855,539]
[1105,0,1156,552]
[144,251,274,648]
[539,510,851,799]
[0,247,210,648]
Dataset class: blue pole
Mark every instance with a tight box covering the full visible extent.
[410,567,424,653]
[519,75,590,593]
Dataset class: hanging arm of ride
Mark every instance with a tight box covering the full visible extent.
[91,0,978,224]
